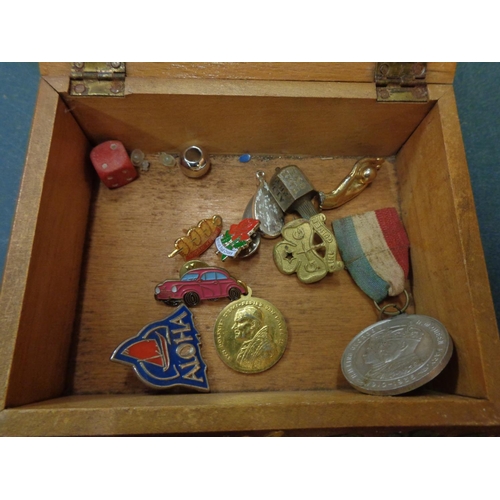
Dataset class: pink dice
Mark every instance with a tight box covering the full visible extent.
[90,140,138,189]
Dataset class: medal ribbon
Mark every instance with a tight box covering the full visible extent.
[332,207,410,303]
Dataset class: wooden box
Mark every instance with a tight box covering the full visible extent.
[1,63,500,436]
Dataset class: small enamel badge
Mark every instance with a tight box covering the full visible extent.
[215,218,260,261]
[168,215,223,261]
[110,305,209,391]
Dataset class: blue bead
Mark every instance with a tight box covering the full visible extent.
[239,154,252,163]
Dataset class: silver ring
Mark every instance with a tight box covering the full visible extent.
[180,145,211,178]
[374,289,411,319]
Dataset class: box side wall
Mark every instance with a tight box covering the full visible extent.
[0,391,498,436]
[60,87,436,157]
[396,87,500,399]
[0,79,60,408]
[0,82,93,408]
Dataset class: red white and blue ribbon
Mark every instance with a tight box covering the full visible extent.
[332,207,410,303]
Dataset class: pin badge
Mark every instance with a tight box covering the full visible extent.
[273,213,344,283]
[155,262,248,307]
[110,305,209,391]
[215,218,260,261]
[168,215,223,261]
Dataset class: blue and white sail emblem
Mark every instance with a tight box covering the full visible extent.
[111,305,209,391]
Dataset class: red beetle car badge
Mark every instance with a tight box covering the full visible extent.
[155,262,248,307]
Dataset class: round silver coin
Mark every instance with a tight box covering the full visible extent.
[341,314,453,396]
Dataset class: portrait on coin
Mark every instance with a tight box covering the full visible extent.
[362,325,427,380]
[231,304,278,371]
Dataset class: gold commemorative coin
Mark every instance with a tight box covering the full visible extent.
[214,287,288,374]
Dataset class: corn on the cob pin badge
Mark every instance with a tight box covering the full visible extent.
[168,215,223,261]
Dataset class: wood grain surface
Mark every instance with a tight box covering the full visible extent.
[39,62,457,84]
[0,81,93,408]
[397,87,500,400]
[1,390,497,436]
[70,155,402,395]
[58,82,436,157]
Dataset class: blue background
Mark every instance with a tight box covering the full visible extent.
[1,63,500,324]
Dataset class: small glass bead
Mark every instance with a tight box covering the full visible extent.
[130,149,145,167]
[159,152,176,167]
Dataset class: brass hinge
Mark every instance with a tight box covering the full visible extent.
[375,63,427,102]
[69,62,126,97]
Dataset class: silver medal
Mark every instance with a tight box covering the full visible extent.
[341,314,453,396]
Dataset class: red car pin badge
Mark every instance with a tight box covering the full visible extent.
[155,261,248,307]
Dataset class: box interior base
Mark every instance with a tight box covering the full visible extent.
[70,154,405,396]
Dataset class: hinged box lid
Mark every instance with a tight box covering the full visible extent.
[40,62,456,84]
